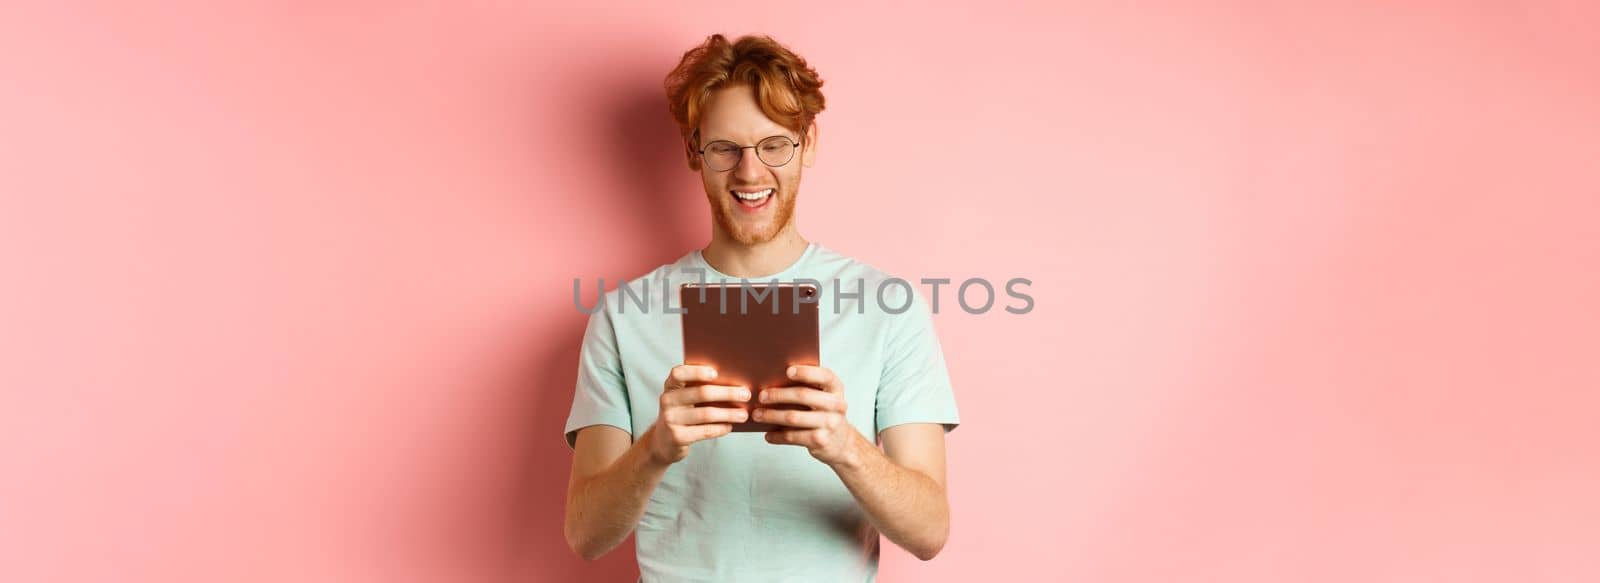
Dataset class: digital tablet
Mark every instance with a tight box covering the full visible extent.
[679,282,820,432]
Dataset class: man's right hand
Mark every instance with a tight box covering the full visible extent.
[647,365,749,464]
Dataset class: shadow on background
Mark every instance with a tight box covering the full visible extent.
[376,43,709,582]
[497,51,703,581]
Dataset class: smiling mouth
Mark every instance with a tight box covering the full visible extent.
[729,188,774,210]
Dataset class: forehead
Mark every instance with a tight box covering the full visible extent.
[699,84,791,142]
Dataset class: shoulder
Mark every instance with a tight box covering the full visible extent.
[587,251,702,319]
[808,244,896,286]
[808,244,929,316]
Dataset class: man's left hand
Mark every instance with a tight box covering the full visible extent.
[756,365,862,467]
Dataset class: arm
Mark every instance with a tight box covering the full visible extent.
[563,425,666,560]
[757,366,951,560]
[832,423,950,561]
[563,366,750,560]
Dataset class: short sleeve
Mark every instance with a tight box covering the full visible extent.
[563,305,633,448]
[875,287,960,435]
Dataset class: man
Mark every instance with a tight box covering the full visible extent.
[563,33,959,582]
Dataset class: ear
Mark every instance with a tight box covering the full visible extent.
[684,140,701,171]
[684,130,702,172]
[800,122,818,167]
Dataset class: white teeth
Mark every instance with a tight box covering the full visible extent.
[733,188,773,201]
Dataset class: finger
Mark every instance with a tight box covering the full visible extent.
[752,407,830,428]
[666,365,719,390]
[666,405,749,425]
[786,365,842,394]
[684,423,734,443]
[759,386,845,412]
[764,428,816,447]
[664,384,750,407]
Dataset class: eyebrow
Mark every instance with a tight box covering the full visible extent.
[702,132,798,144]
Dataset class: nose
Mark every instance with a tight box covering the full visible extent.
[733,146,767,181]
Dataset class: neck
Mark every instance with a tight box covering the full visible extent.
[702,225,809,279]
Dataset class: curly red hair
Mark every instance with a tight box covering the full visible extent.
[664,34,826,171]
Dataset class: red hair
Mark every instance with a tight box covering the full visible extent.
[664,34,826,170]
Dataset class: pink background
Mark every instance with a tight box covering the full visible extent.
[3,1,1598,581]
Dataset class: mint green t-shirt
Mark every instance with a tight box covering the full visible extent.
[564,243,960,583]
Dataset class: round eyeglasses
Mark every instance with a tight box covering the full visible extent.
[696,135,801,172]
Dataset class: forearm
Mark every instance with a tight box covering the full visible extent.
[564,427,671,560]
[829,431,950,560]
